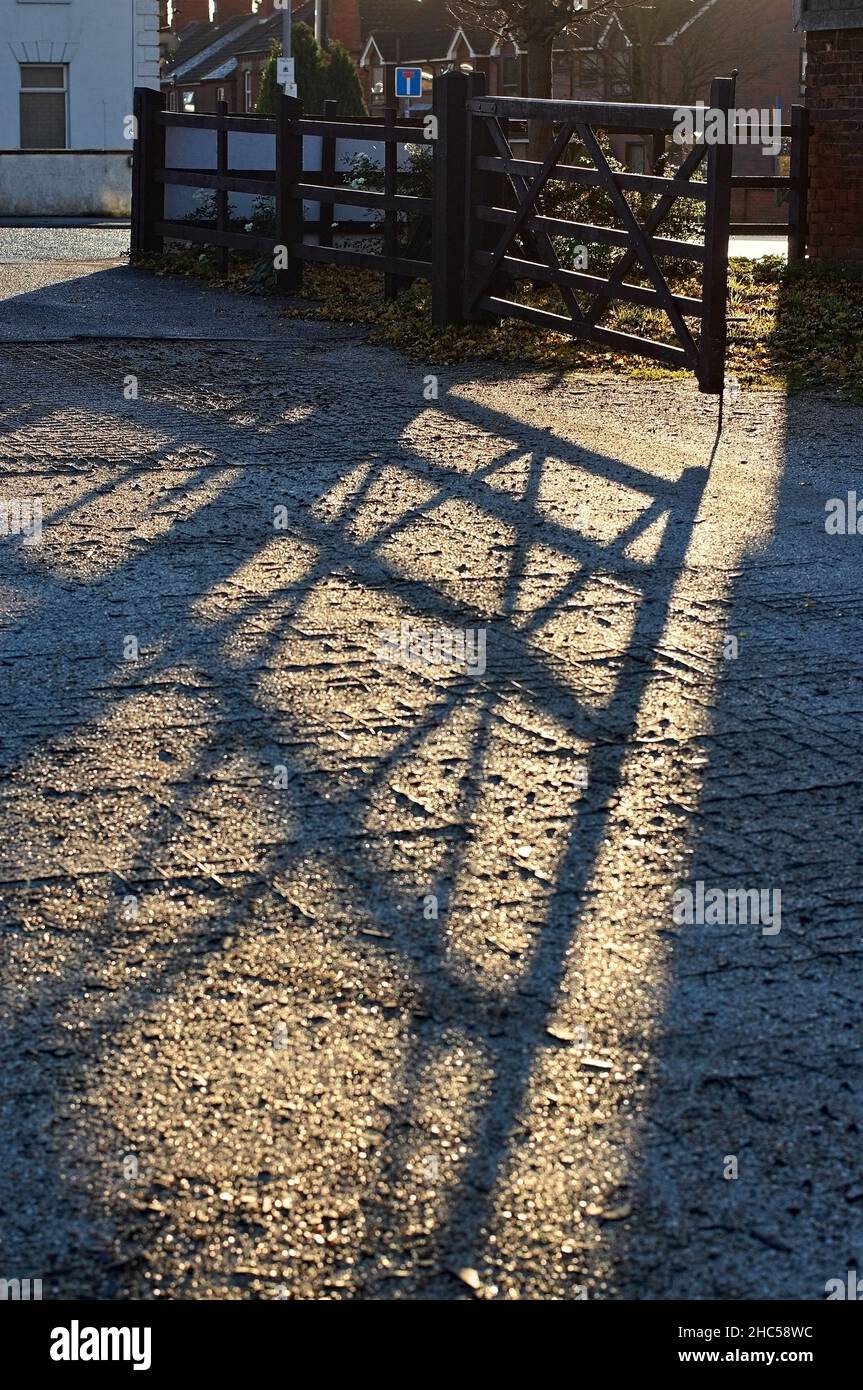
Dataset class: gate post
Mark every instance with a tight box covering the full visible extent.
[699,75,735,394]
[432,70,470,327]
[788,104,810,264]
[465,71,508,322]
[131,86,165,258]
[276,92,304,293]
[215,99,229,276]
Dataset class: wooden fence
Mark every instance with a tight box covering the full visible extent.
[133,75,815,396]
[131,87,431,295]
[619,106,811,262]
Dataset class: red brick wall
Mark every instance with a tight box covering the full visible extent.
[806,28,863,261]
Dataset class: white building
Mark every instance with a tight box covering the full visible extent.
[0,0,161,216]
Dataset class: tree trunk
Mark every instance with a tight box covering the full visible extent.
[526,34,554,161]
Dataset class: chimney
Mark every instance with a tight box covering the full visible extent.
[171,0,211,29]
[327,0,362,56]
[213,0,254,19]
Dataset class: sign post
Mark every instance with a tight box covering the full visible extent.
[280,0,295,96]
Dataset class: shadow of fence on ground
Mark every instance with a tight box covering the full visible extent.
[0,266,742,1298]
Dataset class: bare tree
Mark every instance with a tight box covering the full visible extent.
[447,2,779,155]
[447,1,697,101]
[447,1,689,153]
[613,0,696,102]
[450,1,588,97]
[668,0,779,105]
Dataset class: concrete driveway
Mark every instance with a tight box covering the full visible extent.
[0,249,861,1300]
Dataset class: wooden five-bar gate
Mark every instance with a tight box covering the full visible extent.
[433,73,735,393]
[132,71,811,397]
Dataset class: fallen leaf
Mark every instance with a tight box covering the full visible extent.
[580,1056,613,1072]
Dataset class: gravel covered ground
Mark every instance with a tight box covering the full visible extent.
[0,250,862,1301]
[0,224,130,265]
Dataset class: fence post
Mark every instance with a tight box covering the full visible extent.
[788,104,810,264]
[320,98,338,250]
[384,104,399,300]
[465,71,507,322]
[699,75,735,395]
[276,91,304,293]
[131,86,165,258]
[431,69,470,327]
[131,88,143,256]
[216,98,229,275]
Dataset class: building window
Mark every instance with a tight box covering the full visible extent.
[502,55,520,97]
[625,142,646,173]
[553,50,573,98]
[607,55,631,99]
[244,69,253,112]
[577,53,600,88]
[216,86,225,104]
[19,64,67,149]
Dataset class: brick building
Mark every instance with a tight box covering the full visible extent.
[654,0,805,226]
[162,2,327,115]
[796,0,863,260]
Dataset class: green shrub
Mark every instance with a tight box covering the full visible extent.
[324,39,367,116]
[256,28,368,117]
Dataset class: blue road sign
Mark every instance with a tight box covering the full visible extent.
[395,67,423,100]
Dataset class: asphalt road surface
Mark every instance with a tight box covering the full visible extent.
[0,243,861,1301]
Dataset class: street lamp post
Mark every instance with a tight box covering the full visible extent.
[282,0,292,62]
[279,0,295,96]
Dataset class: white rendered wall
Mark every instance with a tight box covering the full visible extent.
[0,0,160,151]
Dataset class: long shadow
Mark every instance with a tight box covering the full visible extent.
[605,392,863,1299]
[1,265,717,1298]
